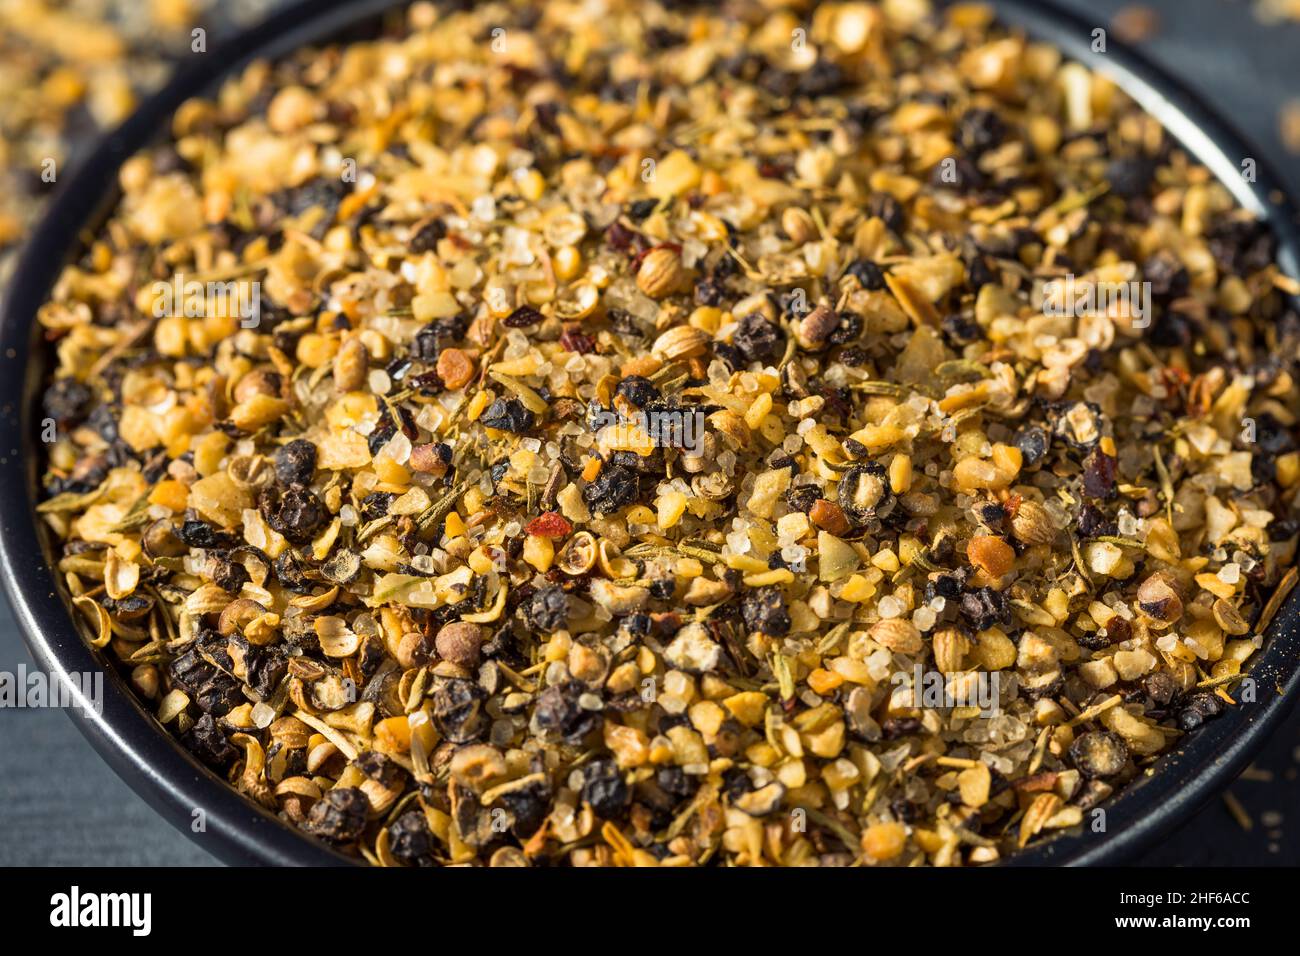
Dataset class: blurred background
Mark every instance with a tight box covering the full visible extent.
[0,0,1297,865]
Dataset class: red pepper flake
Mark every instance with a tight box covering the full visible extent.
[559,326,597,354]
[504,306,545,328]
[525,511,572,538]
[605,220,639,252]
[1159,366,1190,391]
[1082,449,1119,501]
[1013,772,1059,793]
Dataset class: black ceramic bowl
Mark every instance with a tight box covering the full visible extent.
[2,0,1298,867]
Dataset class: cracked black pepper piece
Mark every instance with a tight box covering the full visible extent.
[955,107,1006,155]
[408,218,446,253]
[868,192,905,232]
[582,462,639,515]
[695,274,728,306]
[610,447,665,475]
[615,374,659,408]
[273,549,314,593]
[480,397,536,432]
[959,587,1011,632]
[42,378,92,422]
[845,258,886,290]
[356,750,406,789]
[1068,730,1129,778]
[1013,425,1050,468]
[1145,672,1177,707]
[1143,250,1190,300]
[244,644,287,700]
[175,518,236,550]
[581,758,630,819]
[628,197,658,220]
[259,483,328,544]
[1177,692,1224,732]
[1076,503,1116,538]
[882,717,923,739]
[527,585,570,631]
[741,586,791,636]
[924,572,965,604]
[180,714,237,769]
[1205,215,1276,275]
[210,556,250,594]
[826,310,863,345]
[1105,155,1157,198]
[785,483,820,514]
[359,491,397,520]
[411,314,470,361]
[941,312,983,345]
[388,809,437,866]
[273,438,318,486]
[732,313,785,364]
[976,502,1008,532]
[492,775,550,838]
[1047,401,1103,452]
[304,787,370,843]
[656,766,698,803]
[533,681,600,743]
[168,649,243,716]
[428,676,486,744]
[837,461,892,525]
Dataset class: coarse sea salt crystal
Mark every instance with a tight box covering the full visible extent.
[912,606,937,631]
[415,404,443,432]
[251,702,275,729]
[726,530,751,554]
[340,504,358,527]
[505,330,530,358]
[382,431,412,465]
[878,595,902,618]
[1218,563,1241,584]
[866,649,893,681]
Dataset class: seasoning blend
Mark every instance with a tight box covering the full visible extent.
[35,0,1300,866]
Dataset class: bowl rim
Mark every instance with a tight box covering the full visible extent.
[1,0,1297,868]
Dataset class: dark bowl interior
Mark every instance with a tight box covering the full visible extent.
[1,0,1298,867]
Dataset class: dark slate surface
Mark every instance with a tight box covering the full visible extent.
[1,0,1298,866]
